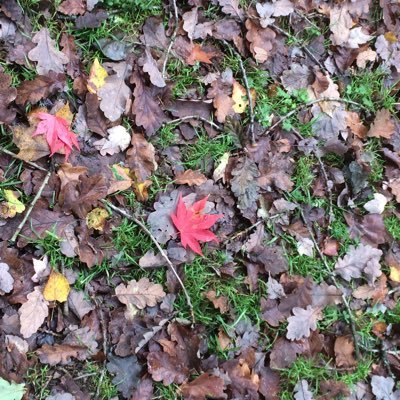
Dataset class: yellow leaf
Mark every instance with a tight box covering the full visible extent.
[232,81,256,114]
[86,207,109,231]
[232,81,248,114]
[389,266,400,283]
[43,270,70,302]
[55,103,74,125]
[133,179,152,202]
[1,190,25,218]
[87,58,108,94]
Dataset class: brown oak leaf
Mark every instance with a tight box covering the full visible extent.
[245,19,276,63]
[58,0,86,15]
[286,305,321,341]
[368,109,395,139]
[0,71,17,123]
[180,373,227,400]
[334,336,356,368]
[175,169,207,186]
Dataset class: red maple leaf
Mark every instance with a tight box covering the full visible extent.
[32,112,79,161]
[171,194,223,256]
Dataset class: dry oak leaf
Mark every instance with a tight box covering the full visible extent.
[356,48,377,68]
[286,305,321,341]
[126,133,157,181]
[36,343,88,365]
[171,194,223,256]
[87,58,107,94]
[19,287,49,338]
[329,4,353,46]
[245,19,276,63]
[16,72,66,106]
[217,0,244,20]
[28,28,69,75]
[204,290,229,314]
[98,62,132,122]
[175,169,207,186]
[182,7,198,41]
[58,0,85,15]
[334,336,356,368]
[12,123,50,161]
[131,70,167,136]
[115,277,166,310]
[346,111,367,138]
[334,243,382,285]
[180,373,227,400]
[207,78,234,123]
[371,375,399,400]
[108,164,133,195]
[294,380,313,400]
[43,270,70,302]
[0,71,17,124]
[147,351,189,385]
[0,189,25,218]
[367,109,395,139]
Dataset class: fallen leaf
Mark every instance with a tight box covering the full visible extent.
[334,243,382,285]
[207,76,234,123]
[0,377,25,400]
[245,19,276,63]
[43,270,70,303]
[213,152,230,183]
[389,265,400,283]
[0,262,14,293]
[16,72,66,105]
[87,58,108,94]
[32,112,79,161]
[267,276,286,300]
[93,125,131,156]
[115,277,166,311]
[356,48,377,68]
[36,343,88,365]
[0,71,17,124]
[205,290,229,314]
[131,378,153,400]
[75,10,108,29]
[175,169,207,186]
[217,0,244,20]
[18,287,49,338]
[180,373,226,400]
[142,48,165,87]
[28,28,69,75]
[346,111,368,138]
[58,0,85,15]
[186,43,216,65]
[106,354,141,398]
[286,305,321,341]
[363,193,387,214]
[139,250,167,268]
[347,27,373,48]
[329,4,353,46]
[368,109,395,139]
[0,190,25,218]
[86,207,109,231]
[171,194,223,256]
[131,70,167,136]
[294,380,313,400]
[334,336,356,367]
[68,289,94,319]
[371,375,399,400]
[232,80,248,113]
[98,62,131,122]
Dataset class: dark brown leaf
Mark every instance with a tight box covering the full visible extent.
[0,71,17,124]
[180,373,227,400]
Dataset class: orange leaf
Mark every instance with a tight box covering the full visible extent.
[187,44,216,65]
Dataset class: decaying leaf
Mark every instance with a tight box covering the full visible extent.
[86,207,109,231]
[286,305,321,341]
[334,244,382,285]
[0,71,17,124]
[115,278,166,310]
[0,190,25,218]
[87,58,108,94]
[371,375,399,400]
[180,373,226,400]
[294,380,313,400]
[175,169,207,186]
[19,287,49,338]
[0,262,14,293]
[93,125,131,156]
[367,109,395,139]
[334,336,356,368]
[142,48,165,88]
[28,28,69,75]
[43,270,70,303]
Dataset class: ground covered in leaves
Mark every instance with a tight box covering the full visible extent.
[1,0,400,399]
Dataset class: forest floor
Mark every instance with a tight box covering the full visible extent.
[0,0,400,399]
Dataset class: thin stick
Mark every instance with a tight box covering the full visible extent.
[101,200,196,325]
[262,97,367,137]
[166,115,222,131]
[0,146,48,172]
[222,40,256,145]
[162,0,179,78]
[10,170,51,243]
[94,300,108,400]
[223,220,263,244]
[298,207,360,359]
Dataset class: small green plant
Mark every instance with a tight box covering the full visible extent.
[385,215,400,241]
[167,60,205,99]
[102,0,162,13]
[82,361,119,399]
[364,138,384,183]
[344,69,398,112]
[290,155,316,204]
[25,365,51,400]
[182,132,235,170]
[154,124,178,149]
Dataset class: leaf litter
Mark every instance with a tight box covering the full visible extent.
[0,0,399,399]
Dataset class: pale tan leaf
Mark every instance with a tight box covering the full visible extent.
[367,109,395,139]
[175,169,207,186]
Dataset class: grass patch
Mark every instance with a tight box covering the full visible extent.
[364,138,384,183]
[290,155,316,204]
[182,132,235,170]
[154,124,179,149]
[25,365,51,400]
[344,68,398,112]
[385,215,400,241]
[82,361,119,399]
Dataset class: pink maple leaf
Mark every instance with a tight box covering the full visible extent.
[171,194,223,256]
[32,112,79,161]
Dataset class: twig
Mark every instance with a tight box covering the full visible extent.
[10,170,51,243]
[223,220,263,244]
[222,40,256,146]
[0,146,48,172]
[101,200,196,325]
[94,300,108,400]
[162,0,179,78]
[315,153,335,227]
[297,206,360,359]
[166,116,222,131]
[262,97,368,137]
